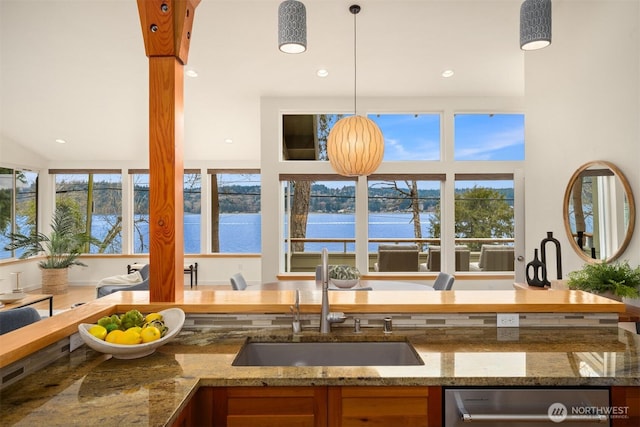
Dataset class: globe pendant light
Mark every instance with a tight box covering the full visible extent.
[520,0,552,51]
[278,0,307,54]
[327,4,384,177]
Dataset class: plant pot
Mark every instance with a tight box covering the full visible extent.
[41,268,68,295]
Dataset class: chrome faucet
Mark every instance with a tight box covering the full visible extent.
[291,289,301,333]
[320,247,346,333]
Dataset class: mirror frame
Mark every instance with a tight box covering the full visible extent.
[562,160,636,263]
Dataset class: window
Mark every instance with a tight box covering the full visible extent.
[367,175,443,272]
[0,168,38,259]
[210,170,261,253]
[131,171,201,254]
[454,113,525,161]
[452,175,515,272]
[282,114,346,161]
[54,171,122,254]
[368,114,441,161]
[282,176,356,272]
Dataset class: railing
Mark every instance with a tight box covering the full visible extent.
[286,237,514,253]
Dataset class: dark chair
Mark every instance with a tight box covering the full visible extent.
[230,273,248,290]
[432,272,455,290]
[0,307,41,335]
[96,264,150,298]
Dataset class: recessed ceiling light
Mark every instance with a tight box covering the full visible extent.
[55,139,67,144]
[186,69,198,78]
[316,69,329,78]
[441,69,455,78]
[224,138,233,144]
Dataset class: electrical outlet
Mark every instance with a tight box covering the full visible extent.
[497,313,519,328]
[69,332,84,352]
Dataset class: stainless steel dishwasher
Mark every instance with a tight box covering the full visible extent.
[444,387,610,426]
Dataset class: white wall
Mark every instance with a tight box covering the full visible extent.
[524,0,640,278]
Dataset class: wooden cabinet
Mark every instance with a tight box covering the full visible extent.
[328,386,441,427]
[611,386,640,427]
[198,385,441,427]
[212,386,328,427]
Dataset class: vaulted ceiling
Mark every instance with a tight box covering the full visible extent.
[1,0,525,164]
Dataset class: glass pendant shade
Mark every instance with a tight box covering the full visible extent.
[327,115,384,177]
[520,0,552,50]
[278,0,307,54]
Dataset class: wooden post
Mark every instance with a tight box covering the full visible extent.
[137,0,200,302]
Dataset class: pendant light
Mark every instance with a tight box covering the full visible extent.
[520,0,552,51]
[278,0,307,54]
[327,4,384,177]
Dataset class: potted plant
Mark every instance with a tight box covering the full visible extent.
[4,205,94,294]
[567,260,640,300]
[328,265,361,288]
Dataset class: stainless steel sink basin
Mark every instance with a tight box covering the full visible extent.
[232,340,424,366]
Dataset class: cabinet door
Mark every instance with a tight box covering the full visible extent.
[214,386,328,427]
[611,386,640,427]
[328,386,441,427]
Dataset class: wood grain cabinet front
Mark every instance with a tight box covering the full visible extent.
[182,386,442,427]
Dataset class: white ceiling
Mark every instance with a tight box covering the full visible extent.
[0,0,525,164]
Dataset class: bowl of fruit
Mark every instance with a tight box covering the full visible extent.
[78,308,185,359]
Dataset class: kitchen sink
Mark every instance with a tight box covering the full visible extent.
[232,340,424,366]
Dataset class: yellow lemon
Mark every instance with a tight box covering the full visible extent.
[145,312,163,323]
[127,326,142,334]
[140,326,162,343]
[105,329,125,344]
[120,329,142,345]
[88,324,107,340]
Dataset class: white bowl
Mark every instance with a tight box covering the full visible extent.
[331,279,359,289]
[0,292,26,303]
[78,308,185,359]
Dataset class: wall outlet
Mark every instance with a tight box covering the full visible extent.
[69,332,84,352]
[497,313,519,328]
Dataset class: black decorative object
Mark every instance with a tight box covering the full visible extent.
[526,249,549,287]
[540,231,562,280]
[576,231,584,250]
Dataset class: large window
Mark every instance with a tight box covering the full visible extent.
[369,114,441,161]
[54,171,122,254]
[454,113,524,161]
[451,176,515,272]
[132,171,201,254]
[0,168,38,259]
[367,176,442,272]
[211,171,261,253]
[282,177,356,272]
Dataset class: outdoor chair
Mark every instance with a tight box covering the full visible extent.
[374,244,420,272]
[422,246,470,272]
[470,245,515,271]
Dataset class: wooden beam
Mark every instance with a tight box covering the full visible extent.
[137,0,200,302]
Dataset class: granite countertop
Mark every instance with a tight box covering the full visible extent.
[1,326,639,426]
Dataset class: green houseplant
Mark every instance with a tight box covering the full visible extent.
[567,261,640,300]
[4,205,93,294]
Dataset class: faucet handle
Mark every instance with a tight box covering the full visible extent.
[326,312,347,323]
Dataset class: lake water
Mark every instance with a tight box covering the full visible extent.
[102,212,435,254]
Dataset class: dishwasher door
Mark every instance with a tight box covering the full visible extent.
[444,387,610,426]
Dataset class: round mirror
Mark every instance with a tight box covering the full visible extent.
[563,161,635,262]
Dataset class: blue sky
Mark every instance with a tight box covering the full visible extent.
[368,113,524,162]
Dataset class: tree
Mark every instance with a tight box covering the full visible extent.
[429,186,513,251]
[289,114,342,252]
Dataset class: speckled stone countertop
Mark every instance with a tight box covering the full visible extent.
[1,326,639,426]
